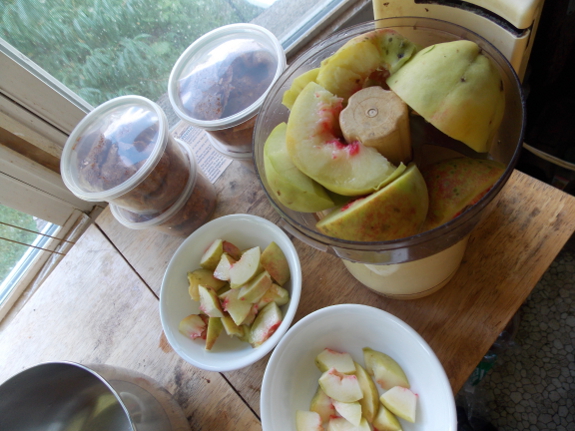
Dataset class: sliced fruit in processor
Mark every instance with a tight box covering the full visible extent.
[315,163,428,242]
[264,122,335,212]
[286,82,399,196]
[421,157,505,231]
[316,29,420,101]
[282,68,320,110]
[387,39,505,153]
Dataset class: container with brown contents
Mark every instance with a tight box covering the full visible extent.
[168,24,286,160]
[111,140,217,237]
[62,96,190,214]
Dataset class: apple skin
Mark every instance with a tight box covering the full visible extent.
[421,157,505,231]
[315,163,428,242]
[387,40,505,153]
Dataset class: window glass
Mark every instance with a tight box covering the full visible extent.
[0,205,57,301]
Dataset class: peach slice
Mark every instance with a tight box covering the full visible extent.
[187,268,226,301]
[282,68,320,110]
[363,347,410,390]
[310,386,336,423]
[315,163,428,242]
[264,122,335,212]
[286,82,399,196]
[387,40,505,153]
[380,386,417,423]
[316,29,419,101]
[260,241,291,286]
[296,410,323,431]
[421,157,505,231]
[178,314,208,340]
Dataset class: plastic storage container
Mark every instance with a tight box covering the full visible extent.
[111,139,217,237]
[168,24,286,160]
[253,18,525,299]
[62,96,190,214]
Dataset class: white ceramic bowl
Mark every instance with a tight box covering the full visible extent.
[160,214,302,372]
[261,304,457,431]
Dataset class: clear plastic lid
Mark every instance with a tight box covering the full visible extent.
[168,24,286,131]
[61,96,170,202]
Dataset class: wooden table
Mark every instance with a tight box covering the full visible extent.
[1,156,575,430]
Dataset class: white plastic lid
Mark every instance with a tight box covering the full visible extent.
[61,96,170,202]
[110,140,198,229]
[168,23,286,131]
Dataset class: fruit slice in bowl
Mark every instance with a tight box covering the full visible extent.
[286,81,401,197]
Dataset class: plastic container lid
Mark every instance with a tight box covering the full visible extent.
[61,96,170,202]
[168,23,286,132]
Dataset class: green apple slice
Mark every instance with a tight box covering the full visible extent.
[187,268,227,301]
[380,386,417,423]
[363,347,410,390]
[421,157,505,231]
[355,361,379,423]
[387,40,505,153]
[310,386,336,423]
[373,403,403,431]
[315,348,356,374]
[260,241,291,286]
[264,122,335,212]
[315,163,428,242]
[318,368,364,403]
[296,410,323,431]
[286,82,398,196]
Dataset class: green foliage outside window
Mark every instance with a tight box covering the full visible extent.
[0,0,261,106]
[0,206,37,283]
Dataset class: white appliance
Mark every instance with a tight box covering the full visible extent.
[373,0,546,82]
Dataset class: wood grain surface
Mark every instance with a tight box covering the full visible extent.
[96,160,575,418]
[0,225,261,431]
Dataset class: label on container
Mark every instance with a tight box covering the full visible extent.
[172,123,232,183]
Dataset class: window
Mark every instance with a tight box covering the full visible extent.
[0,0,370,320]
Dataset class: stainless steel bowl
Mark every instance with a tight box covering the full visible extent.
[0,362,190,431]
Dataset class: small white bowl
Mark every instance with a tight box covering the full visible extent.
[261,304,457,431]
[160,214,302,372]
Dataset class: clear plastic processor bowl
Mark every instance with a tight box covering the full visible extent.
[253,18,525,299]
[168,23,286,160]
[61,95,190,214]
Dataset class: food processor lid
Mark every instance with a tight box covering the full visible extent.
[168,23,287,131]
[61,95,169,201]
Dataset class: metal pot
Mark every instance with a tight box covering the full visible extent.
[0,361,190,431]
